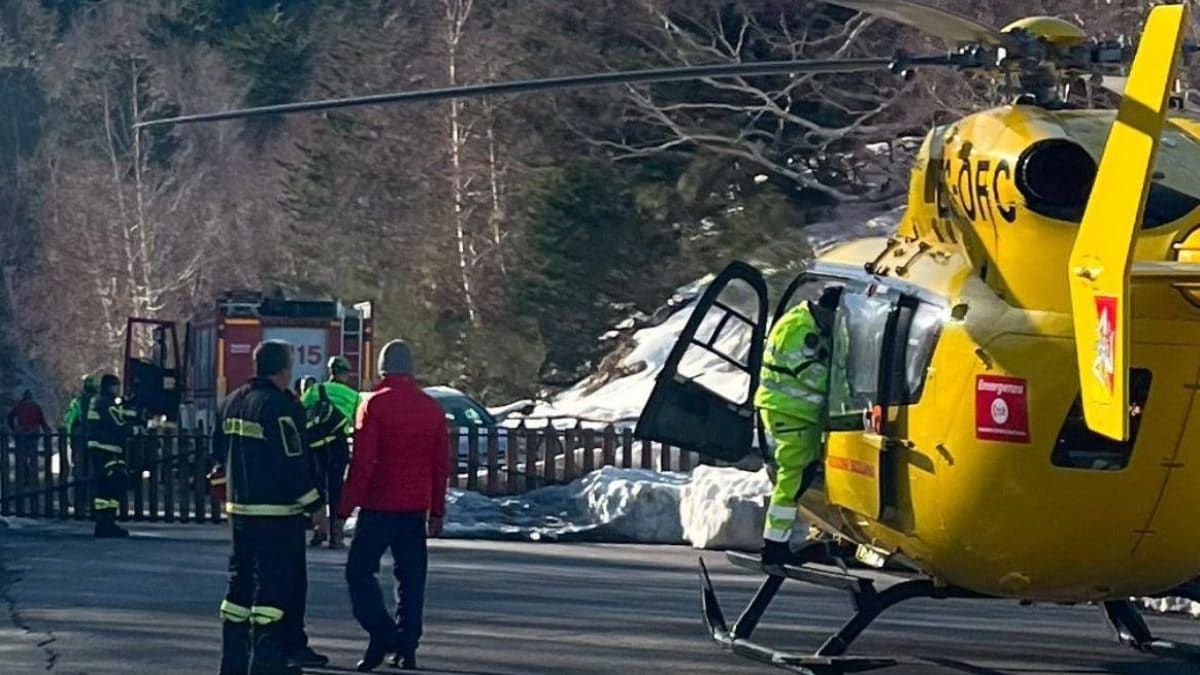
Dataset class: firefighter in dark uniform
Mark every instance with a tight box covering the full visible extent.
[86,374,136,538]
[217,341,324,675]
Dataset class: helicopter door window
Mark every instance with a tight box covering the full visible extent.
[884,298,944,405]
[827,289,896,430]
[675,277,762,403]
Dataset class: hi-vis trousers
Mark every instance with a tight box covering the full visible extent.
[760,409,822,543]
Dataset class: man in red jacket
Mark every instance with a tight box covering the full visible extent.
[336,340,449,672]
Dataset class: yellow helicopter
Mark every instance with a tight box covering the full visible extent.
[139,1,1200,671]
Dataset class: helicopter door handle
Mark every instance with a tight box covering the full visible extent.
[1073,265,1103,281]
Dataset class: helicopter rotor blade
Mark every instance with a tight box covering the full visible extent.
[134,55,955,129]
[1104,74,1200,116]
[825,0,1006,47]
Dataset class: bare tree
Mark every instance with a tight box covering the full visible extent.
[591,0,920,201]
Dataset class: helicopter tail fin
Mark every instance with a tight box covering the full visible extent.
[1068,3,1188,442]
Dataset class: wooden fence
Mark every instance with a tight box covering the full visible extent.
[0,431,222,523]
[448,424,708,495]
[0,425,706,522]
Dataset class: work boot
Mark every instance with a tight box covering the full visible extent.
[389,650,417,670]
[219,621,251,675]
[250,626,301,675]
[760,540,794,567]
[94,511,130,538]
[356,633,396,672]
[309,528,326,547]
[287,644,330,668]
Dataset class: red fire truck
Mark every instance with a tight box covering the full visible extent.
[123,291,374,431]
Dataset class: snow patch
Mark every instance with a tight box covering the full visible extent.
[680,466,772,550]
[1142,597,1200,619]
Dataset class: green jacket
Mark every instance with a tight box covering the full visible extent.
[63,394,93,435]
[754,301,832,424]
[300,381,361,436]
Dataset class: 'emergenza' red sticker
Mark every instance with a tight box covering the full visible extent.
[975,375,1030,443]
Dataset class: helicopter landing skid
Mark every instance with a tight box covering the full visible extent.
[1102,600,1200,662]
[698,548,985,674]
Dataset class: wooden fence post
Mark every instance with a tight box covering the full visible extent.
[177,435,191,524]
[0,430,10,517]
[208,433,223,524]
[621,428,633,469]
[193,435,208,523]
[601,426,616,468]
[486,428,499,496]
[524,426,538,492]
[505,427,519,495]
[131,435,146,522]
[42,434,54,518]
[448,426,461,490]
[563,425,577,482]
[74,435,89,521]
[582,428,596,475]
[640,438,652,470]
[148,434,161,522]
[466,426,480,492]
[542,427,558,485]
[57,434,69,519]
[14,433,26,518]
[163,432,177,523]
[660,442,672,473]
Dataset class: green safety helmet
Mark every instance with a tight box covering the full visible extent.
[81,374,97,394]
[328,356,352,376]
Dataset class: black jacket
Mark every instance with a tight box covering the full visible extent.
[86,393,136,454]
[216,377,320,517]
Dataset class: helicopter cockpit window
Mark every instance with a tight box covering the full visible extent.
[827,290,894,430]
[676,277,761,404]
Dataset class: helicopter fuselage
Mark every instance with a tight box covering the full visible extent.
[799,106,1200,601]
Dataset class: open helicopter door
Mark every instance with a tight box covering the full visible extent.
[635,262,769,462]
[822,284,903,521]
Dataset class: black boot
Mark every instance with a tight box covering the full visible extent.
[760,540,794,566]
[356,633,396,672]
[94,511,129,538]
[251,625,301,675]
[389,650,417,670]
[219,621,251,675]
[287,644,330,668]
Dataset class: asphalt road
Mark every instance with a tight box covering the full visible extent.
[1,520,1199,675]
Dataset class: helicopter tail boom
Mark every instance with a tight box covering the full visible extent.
[1067,3,1188,442]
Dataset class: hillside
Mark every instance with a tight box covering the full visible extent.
[0,1,1158,404]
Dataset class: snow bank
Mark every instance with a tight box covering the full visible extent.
[580,467,687,543]
[680,466,771,550]
[347,466,687,544]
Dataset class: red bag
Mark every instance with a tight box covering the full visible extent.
[207,465,227,503]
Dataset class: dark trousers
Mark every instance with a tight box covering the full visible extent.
[13,434,38,493]
[87,449,126,520]
[346,510,428,654]
[283,537,309,654]
[221,515,305,674]
[313,438,350,514]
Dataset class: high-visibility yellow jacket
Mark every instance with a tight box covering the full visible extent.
[301,381,361,449]
[754,301,832,424]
